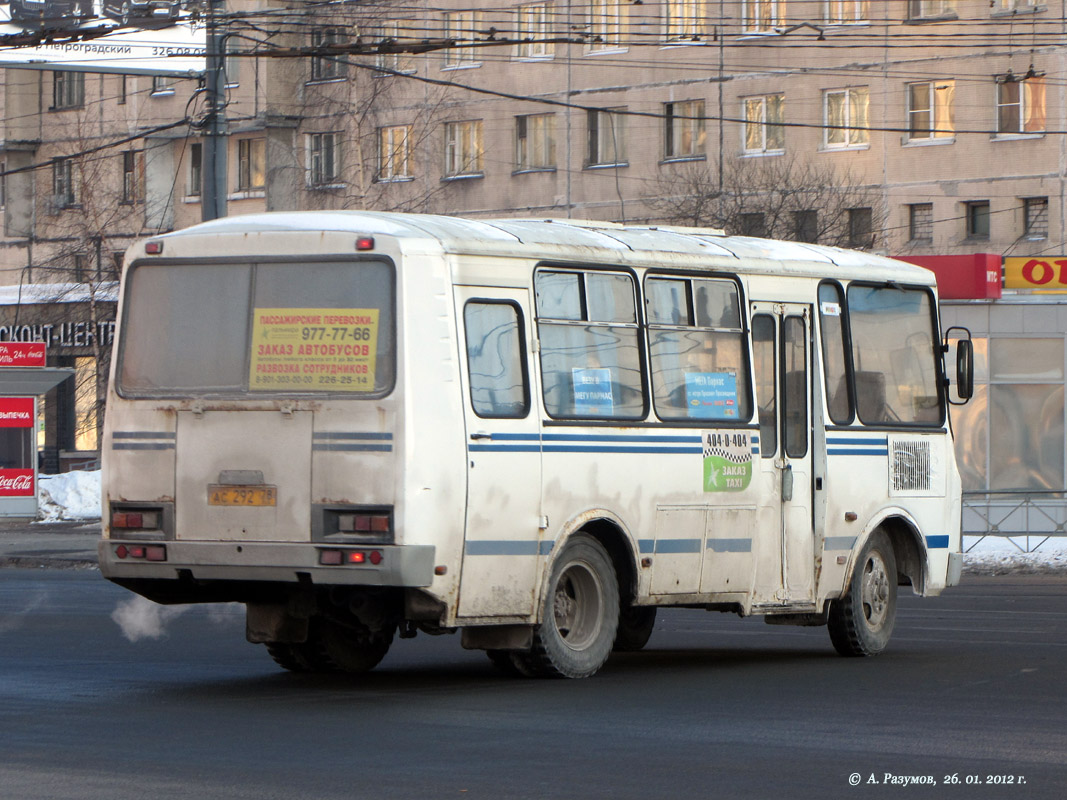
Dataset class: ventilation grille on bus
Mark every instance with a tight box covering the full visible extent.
[890,439,932,493]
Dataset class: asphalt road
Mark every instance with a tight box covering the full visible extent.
[1,570,1066,800]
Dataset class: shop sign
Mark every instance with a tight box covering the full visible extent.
[0,469,34,497]
[0,343,46,367]
[1004,257,1067,290]
[0,398,34,427]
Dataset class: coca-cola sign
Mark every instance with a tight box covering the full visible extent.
[0,398,34,429]
[0,342,46,368]
[0,469,34,497]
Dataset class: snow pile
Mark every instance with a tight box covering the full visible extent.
[37,470,103,521]
[963,534,1067,575]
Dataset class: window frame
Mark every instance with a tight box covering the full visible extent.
[378,124,413,182]
[966,200,991,240]
[52,158,77,209]
[1023,196,1048,239]
[908,203,934,242]
[443,120,484,179]
[742,0,781,34]
[996,75,1046,136]
[306,131,342,188]
[823,87,870,149]
[463,299,531,419]
[236,138,266,193]
[51,70,85,110]
[444,11,482,69]
[515,113,557,172]
[515,3,554,59]
[906,80,955,142]
[535,266,648,422]
[587,0,626,52]
[587,108,627,167]
[643,272,751,425]
[824,0,869,24]
[666,0,705,41]
[309,27,347,82]
[664,99,706,161]
[742,93,785,155]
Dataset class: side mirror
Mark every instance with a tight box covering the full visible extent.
[955,339,974,401]
[945,327,974,404]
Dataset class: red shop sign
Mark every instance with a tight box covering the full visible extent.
[0,397,34,428]
[0,469,34,497]
[0,342,46,367]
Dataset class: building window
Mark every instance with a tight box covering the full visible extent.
[848,207,874,248]
[824,87,869,148]
[740,213,766,237]
[997,75,1045,135]
[516,3,553,59]
[121,151,137,204]
[444,11,481,68]
[742,0,781,33]
[992,0,1035,11]
[237,138,265,192]
[908,1,955,19]
[666,0,704,40]
[444,120,484,177]
[794,210,818,243]
[224,37,242,87]
[307,132,341,187]
[966,201,990,239]
[118,75,127,105]
[187,142,202,197]
[378,125,412,181]
[743,94,784,154]
[52,71,84,110]
[1023,197,1048,239]
[909,203,933,242]
[516,114,556,171]
[375,20,417,73]
[588,0,625,51]
[664,100,706,159]
[0,161,5,208]
[310,28,346,81]
[52,159,76,209]
[907,81,954,141]
[825,0,868,24]
[587,108,626,166]
[151,75,173,95]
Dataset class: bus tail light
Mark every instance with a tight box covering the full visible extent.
[318,549,383,567]
[114,544,167,561]
[112,510,162,531]
[336,512,391,534]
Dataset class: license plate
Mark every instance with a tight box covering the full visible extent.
[208,485,277,506]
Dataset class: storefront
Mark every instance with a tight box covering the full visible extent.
[0,283,116,472]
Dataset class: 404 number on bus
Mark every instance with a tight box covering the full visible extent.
[702,430,753,493]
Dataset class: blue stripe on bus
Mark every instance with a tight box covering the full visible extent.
[707,538,752,553]
[827,448,889,456]
[313,444,393,452]
[543,433,703,444]
[464,540,555,556]
[113,431,175,439]
[113,442,176,450]
[824,536,857,551]
[655,539,702,554]
[638,539,655,554]
[925,535,950,549]
[469,444,544,452]
[313,432,394,440]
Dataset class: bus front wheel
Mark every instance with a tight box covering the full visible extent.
[528,534,619,678]
[828,530,898,657]
[614,604,656,651]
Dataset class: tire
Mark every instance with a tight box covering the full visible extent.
[307,616,395,673]
[264,641,313,673]
[614,604,656,652]
[524,534,619,679]
[828,530,898,657]
[486,649,521,676]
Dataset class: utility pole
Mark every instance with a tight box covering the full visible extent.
[202,0,227,221]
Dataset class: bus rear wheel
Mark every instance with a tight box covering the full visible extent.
[526,534,619,679]
[828,530,898,657]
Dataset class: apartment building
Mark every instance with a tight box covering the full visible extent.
[0,0,1063,465]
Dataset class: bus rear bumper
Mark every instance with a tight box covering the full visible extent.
[946,551,964,587]
[98,539,436,590]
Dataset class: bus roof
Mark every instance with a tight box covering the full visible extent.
[162,211,936,286]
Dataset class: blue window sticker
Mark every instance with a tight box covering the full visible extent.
[686,371,738,419]
[573,367,614,416]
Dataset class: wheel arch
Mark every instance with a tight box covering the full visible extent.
[543,511,638,611]
[853,513,927,596]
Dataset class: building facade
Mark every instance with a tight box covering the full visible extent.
[2,0,1066,464]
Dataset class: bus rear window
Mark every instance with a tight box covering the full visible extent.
[118,260,395,397]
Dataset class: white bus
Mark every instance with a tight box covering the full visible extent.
[99,212,973,679]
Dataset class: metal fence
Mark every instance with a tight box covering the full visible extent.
[962,490,1067,553]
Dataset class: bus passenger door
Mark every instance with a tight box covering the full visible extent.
[751,304,815,605]
[454,287,543,619]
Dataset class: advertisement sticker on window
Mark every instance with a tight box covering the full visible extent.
[686,371,738,419]
[249,308,379,392]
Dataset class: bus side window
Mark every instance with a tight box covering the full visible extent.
[818,282,852,424]
[751,315,777,457]
[646,276,750,423]
[463,301,530,418]
[535,269,645,420]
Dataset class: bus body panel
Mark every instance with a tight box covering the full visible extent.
[99,212,965,669]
